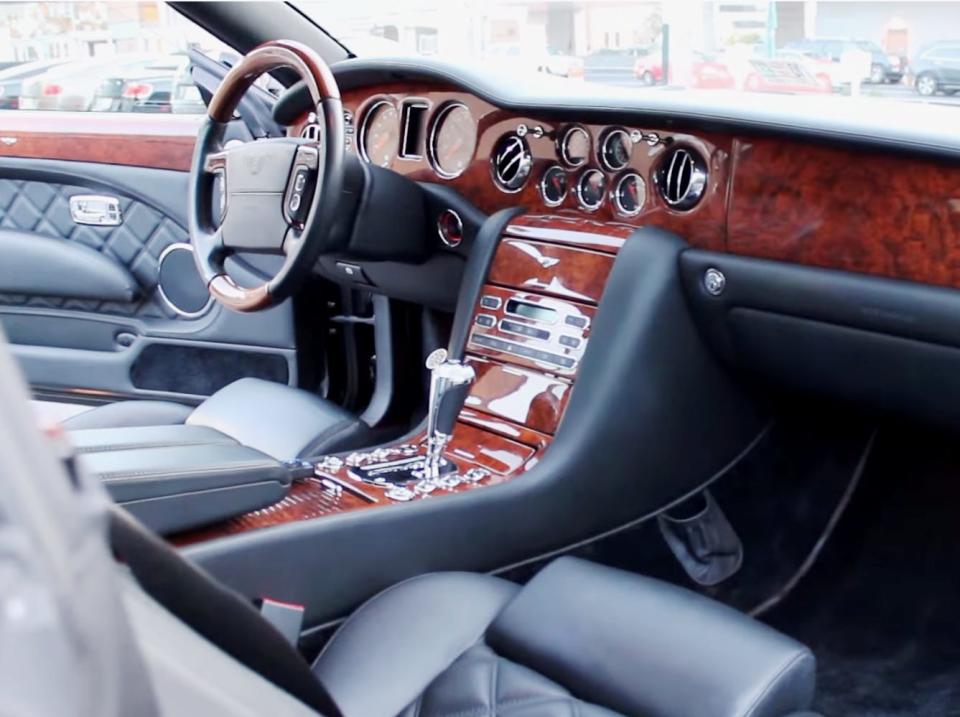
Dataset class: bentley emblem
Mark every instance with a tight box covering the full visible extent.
[243,154,265,175]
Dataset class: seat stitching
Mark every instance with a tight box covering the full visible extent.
[431,696,584,717]
[489,654,498,716]
[74,438,233,454]
[741,649,811,717]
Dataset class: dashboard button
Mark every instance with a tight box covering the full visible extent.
[480,295,501,310]
[559,335,581,349]
[475,314,495,327]
[564,315,588,329]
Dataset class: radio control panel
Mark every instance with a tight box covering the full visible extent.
[468,285,595,377]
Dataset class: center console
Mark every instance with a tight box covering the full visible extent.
[173,214,632,546]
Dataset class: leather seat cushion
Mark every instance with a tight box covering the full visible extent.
[63,400,193,431]
[313,557,816,717]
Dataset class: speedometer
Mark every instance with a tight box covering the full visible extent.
[360,100,400,167]
[429,103,476,178]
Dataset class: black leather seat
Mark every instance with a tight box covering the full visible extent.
[63,377,370,461]
[111,506,818,717]
[312,557,817,717]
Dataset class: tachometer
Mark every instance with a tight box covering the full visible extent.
[360,100,400,167]
[429,103,476,178]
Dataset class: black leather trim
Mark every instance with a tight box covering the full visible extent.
[69,424,234,454]
[313,572,519,716]
[63,400,193,430]
[314,557,815,717]
[487,557,816,717]
[0,229,139,302]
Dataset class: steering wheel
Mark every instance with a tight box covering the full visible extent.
[188,40,344,312]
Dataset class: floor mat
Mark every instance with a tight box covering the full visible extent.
[765,424,960,716]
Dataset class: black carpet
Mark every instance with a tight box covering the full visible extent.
[764,424,960,716]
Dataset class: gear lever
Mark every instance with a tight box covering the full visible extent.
[424,348,475,479]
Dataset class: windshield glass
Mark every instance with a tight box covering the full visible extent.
[297,0,960,106]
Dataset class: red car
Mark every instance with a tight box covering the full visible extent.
[634,50,735,89]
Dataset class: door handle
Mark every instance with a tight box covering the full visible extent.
[69,195,123,226]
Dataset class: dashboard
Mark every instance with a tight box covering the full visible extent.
[294,80,960,291]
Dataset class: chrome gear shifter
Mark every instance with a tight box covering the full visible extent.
[424,348,475,479]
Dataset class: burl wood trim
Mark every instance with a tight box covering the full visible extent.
[0,111,200,171]
[489,237,615,304]
[171,421,542,546]
[728,137,960,287]
[464,356,571,435]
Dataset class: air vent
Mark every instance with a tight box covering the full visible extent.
[655,147,707,210]
[491,133,532,193]
[300,123,321,141]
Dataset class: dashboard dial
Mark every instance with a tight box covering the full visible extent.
[539,165,568,206]
[360,100,400,167]
[614,172,646,216]
[600,129,632,171]
[576,169,606,211]
[430,103,476,178]
[560,126,590,167]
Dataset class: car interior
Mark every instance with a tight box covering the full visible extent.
[3,2,960,715]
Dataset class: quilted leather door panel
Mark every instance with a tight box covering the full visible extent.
[0,155,298,406]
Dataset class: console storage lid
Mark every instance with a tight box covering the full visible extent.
[76,438,292,535]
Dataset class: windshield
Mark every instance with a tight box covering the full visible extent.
[297,0,959,105]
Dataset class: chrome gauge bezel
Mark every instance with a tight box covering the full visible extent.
[427,101,474,179]
[575,168,606,212]
[559,125,590,168]
[599,128,632,172]
[539,165,568,207]
[358,98,399,166]
[612,171,646,217]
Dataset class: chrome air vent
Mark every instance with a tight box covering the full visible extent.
[491,133,532,193]
[654,147,707,210]
[300,123,321,141]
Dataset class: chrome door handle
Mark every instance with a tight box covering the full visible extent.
[69,195,123,226]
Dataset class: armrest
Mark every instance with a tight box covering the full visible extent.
[0,229,139,301]
[78,441,292,535]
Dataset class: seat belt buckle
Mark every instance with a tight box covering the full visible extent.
[259,597,305,645]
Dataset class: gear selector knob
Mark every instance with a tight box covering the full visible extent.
[424,348,475,477]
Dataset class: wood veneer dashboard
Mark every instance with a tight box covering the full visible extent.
[292,81,960,291]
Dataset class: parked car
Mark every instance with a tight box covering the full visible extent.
[783,37,905,83]
[743,57,833,94]
[483,44,583,80]
[632,50,735,90]
[584,46,653,83]
[0,59,68,109]
[910,41,960,96]
[19,54,180,111]
[91,55,188,113]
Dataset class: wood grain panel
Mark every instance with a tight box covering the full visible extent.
[322,83,730,251]
[0,111,201,171]
[464,357,571,435]
[728,137,960,287]
[171,421,542,546]
[489,237,615,304]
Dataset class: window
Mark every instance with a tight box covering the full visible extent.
[0,2,230,113]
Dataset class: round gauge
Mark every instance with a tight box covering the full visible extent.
[600,129,632,171]
[539,165,568,207]
[613,172,646,216]
[429,103,476,178]
[576,169,606,211]
[360,100,400,167]
[559,126,590,167]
